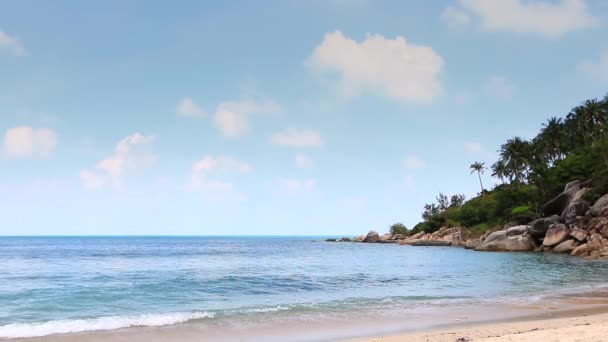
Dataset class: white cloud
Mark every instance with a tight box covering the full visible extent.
[403,156,426,170]
[2,126,57,158]
[190,156,250,198]
[482,76,513,99]
[80,133,156,190]
[277,178,316,192]
[577,50,608,81]
[308,30,444,103]
[176,97,206,118]
[447,0,598,37]
[441,6,471,29]
[270,128,323,147]
[295,153,314,168]
[213,99,281,138]
[0,30,26,56]
[464,142,483,154]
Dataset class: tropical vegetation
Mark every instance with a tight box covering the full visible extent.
[411,94,608,235]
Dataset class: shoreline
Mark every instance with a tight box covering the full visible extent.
[9,291,608,342]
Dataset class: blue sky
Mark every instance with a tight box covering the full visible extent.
[1,0,608,235]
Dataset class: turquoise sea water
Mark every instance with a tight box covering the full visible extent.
[1,236,608,339]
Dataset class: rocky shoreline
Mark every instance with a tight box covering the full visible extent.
[330,180,608,260]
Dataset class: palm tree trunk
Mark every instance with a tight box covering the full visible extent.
[477,171,484,197]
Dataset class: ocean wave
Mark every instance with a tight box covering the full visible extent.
[0,311,214,339]
[241,305,290,313]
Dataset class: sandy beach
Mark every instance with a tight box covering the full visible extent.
[356,311,608,342]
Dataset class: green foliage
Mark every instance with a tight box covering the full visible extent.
[389,222,409,236]
[410,94,608,237]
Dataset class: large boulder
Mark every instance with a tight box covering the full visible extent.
[562,188,590,220]
[570,227,588,242]
[571,243,590,256]
[541,181,586,217]
[543,224,570,247]
[362,230,379,243]
[506,225,527,236]
[553,239,577,254]
[475,230,534,252]
[590,194,608,216]
[528,216,562,239]
[464,239,482,250]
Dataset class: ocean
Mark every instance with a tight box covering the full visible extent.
[1,236,608,340]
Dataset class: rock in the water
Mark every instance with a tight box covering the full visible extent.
[553,239,577,254]
[528,216,561,239]
[362,230,379,243]
[353,235,365,242]
[543,224,570,247]
[409,239,452,247]
[378,233,394,243]
[464,239,482,249]
[393,234,406,240]
[475,231,534,252]
[590,194,608,216]
[339,237,352,242]
[571,243,590,256]
[325,238,337,242]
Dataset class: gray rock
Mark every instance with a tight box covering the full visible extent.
[527,216,562,239]
[542,183,583,217]
[362,230,379,243]
[564,180,582,192]
[409,239,452,247]
[506,225,527,236]
[339,237,352,242]
[464,239,482,249]
[590,194,608,216]
[475,234,534,252]
[325,238,337,242]
[553,239,578,254]
[571,243,590,257]
[377,233,393,243]
[393,234,406,240]
[483,230,508,244]
[543,224,570,247]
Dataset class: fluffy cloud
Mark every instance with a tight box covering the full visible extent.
[80,133,156,189]
[277,178,316,192]
[176,97,206,118]
[295,153,314,168]
[190,156,250,198]
[445,0,598,37]
[0,30,26,56]
[441,6,471,29]
[214,100,281,138]
[270,128,323,147]
[577,50,608,81]
[308,31,443,103]
[2,126,57,158]
[403,155,426,170]
[464,142,483,154]
[482,76,513,99]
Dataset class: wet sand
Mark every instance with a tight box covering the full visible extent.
[11,293,608,342]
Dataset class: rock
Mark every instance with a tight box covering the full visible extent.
[570,228,588,242]
[553,239,577,254]
[409,232,426,240]
[325,238,337,242]
[590,194,608,216]
[339,237,352,242]
[475,234,534,252]
[506,225,527,236]
[543,224,570,247]
[528,216,562,239]
[564,180,582,192]
[464,239,482,250]
[378,233,393,243]
[362,230,379,243]
[483,230,508,244]
[393,234,406,240]
[353,235,365,242]
[571,243,590,256]
[409,239,452,247]
[542,183,584,217]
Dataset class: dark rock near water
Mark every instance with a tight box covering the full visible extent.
[475,230,534,252]
[528,216,561,239]
[409,239,452,247]
[553,239,578,254]
[325,238,337,242]
[464,239,482,249]
[590,194,608,216]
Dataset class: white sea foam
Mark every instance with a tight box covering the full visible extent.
[0,311,214,339]
[242,305,290,313]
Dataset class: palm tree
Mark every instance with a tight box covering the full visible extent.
[498,137,532,185]
[491,160,508,184]
[539,117,564,163]
[470,161,486,196]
